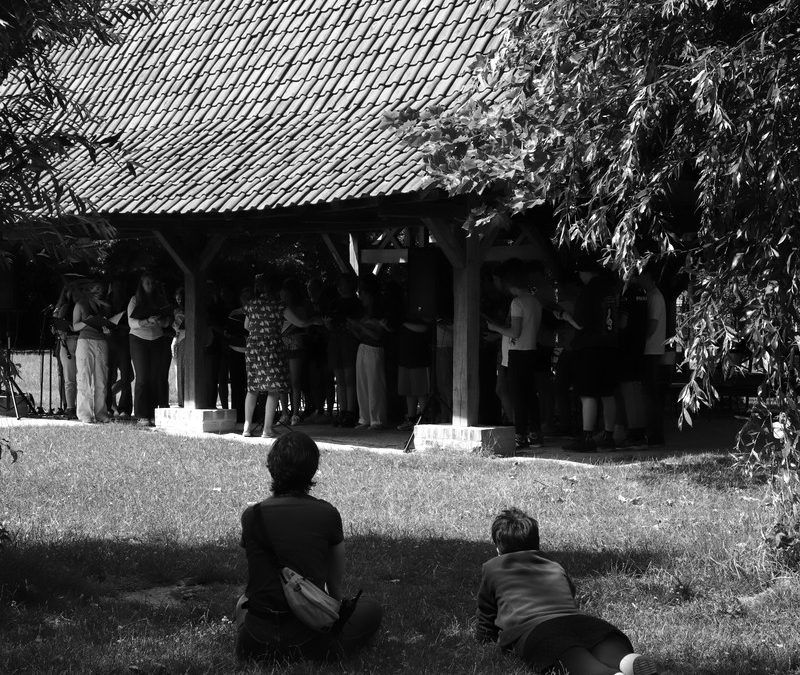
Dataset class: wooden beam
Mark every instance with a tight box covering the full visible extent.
[451,234,481,426]
[423,217,465,269]
[349,233,360,276]
[153,230,191,276]
[320,233,349,273]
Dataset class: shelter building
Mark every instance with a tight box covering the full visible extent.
[46,0,556,450]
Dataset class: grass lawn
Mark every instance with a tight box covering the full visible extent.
[1,422,799,674]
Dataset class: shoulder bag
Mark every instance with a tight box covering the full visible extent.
[250,502,342,632]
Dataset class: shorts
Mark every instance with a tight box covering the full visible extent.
[573,347,619,397]
[398,366,429,396]
[516,614,632,671]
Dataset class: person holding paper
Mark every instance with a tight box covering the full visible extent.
[127,271,171,426]
[72,278,111,424]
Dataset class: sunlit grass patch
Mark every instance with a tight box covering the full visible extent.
[1,424,798,673]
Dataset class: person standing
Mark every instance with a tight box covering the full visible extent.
[348,275,388,430]
[171,287,186,407]
[242,274,290,438]
[72,279,111,424]
[487,261,544,451]
[325,274,362,428]
[638,266,667,447]
[128,271,170,426]
[105,277,133,419]
[563,258,621,453]
[226,286,252,424]
[52,283,79,419]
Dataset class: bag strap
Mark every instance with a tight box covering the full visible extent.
[250,501,284,569]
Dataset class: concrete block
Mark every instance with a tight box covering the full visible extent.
[413,424,515,456]
[154,407,237,434]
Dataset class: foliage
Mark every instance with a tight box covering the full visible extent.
[0,0,155,263]
[395,0,800,564]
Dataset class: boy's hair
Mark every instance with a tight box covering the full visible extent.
[267,431,319,495]
[491,508,540,553]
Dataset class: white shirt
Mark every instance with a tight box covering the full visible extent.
[644,288,666,355]
[509,292,542,351]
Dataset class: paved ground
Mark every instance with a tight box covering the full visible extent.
[0,410,745,463]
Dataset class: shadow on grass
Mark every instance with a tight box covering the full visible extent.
[640,454,764,491]
[0,534,778,674]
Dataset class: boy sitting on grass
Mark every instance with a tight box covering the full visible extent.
[476,507,660,675]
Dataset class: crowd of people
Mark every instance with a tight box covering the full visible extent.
[50,268,448,432]
[483,255,673,452]
[49,255,674,450]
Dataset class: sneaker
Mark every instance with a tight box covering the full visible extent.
[137,417,151,427]
[515,434,530,450]
[354,423,370,430]
[397,416,415,431]
[278,413,291,425]
[369,423,388,430]
[562,435,596,453]
[117,412,131,420]
[619,653,659,675]
[527,432,544,448]
[290,414,301,426]
[595,431,616,451]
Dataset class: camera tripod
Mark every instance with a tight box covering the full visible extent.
[1,338,36,420]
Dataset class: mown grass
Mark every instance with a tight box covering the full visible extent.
[1,423,799,674]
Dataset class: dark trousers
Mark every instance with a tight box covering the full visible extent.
[235,598,382,664]
[107,333,133,415]
[508,349,541,437]
[642,355,667,444]
[130,335,167,420]
[228,349,246,423]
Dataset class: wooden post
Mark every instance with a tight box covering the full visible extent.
[452,234,481,426]
[153,230,225,409]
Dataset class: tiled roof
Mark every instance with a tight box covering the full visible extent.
[52,0,515,216]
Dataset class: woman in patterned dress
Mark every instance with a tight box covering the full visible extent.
[242,274,290,438]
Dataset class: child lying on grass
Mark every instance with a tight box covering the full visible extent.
[476,507,660,675]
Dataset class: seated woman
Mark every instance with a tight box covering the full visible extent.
[236,431,382,663]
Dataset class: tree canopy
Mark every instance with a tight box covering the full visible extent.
[0,0,154,262]
[396,0,800,562]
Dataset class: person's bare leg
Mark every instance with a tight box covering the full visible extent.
[262,392,279,437]
[243,391,257,435]
[581,397,598,431]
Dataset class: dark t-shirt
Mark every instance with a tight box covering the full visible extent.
[619,285,648,355]
[572,274,620,350]
[240,495,344,615]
